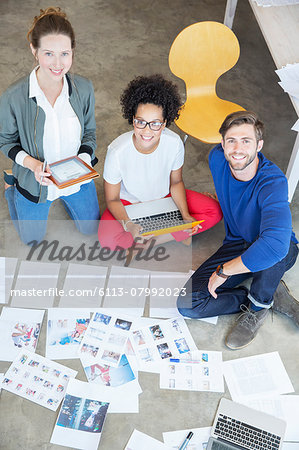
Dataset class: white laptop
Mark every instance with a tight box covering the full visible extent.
[207,398,286,450]
[124,197,203,236]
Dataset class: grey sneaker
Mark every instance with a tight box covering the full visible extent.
[272,280,299,327]
[225,305,269,350]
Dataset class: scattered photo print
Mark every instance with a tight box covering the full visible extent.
[202,353,208,362]
[101,349,121,364]
[80,343,99,358]
[114,318,132,331]
[48,318,89,347]
[203,367,209,376]
[149,325,164,341]
[57,395,109,433]
[169,379,175,388]
[171,319,182,334]
[84,355,135,387]
[11,322,41,349]
[132,330,146,346]
[157,343,172,359]
[174,338,190,354]
[94,313,111,325]
[138,348,154,363]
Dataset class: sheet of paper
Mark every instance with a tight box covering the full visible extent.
[78,310,134,368]
[242,395,299,442]
[223,352,294,403]
[50,378,109,450]
[160,350,224,392]
[0,257,18,304]
[0,307,44,361]
[83,353,136,387]
[85,378,142,413]
[130,317,197,373]
[125,429,170,450]
[253,0,299,6]
[58,263,108,308]
[102,265,150,316]
[2,350,77,411]
[46,308,92,360]
[282,444,299,449]
[163,426,212,449]
[10,261,60,308]
[149,270,217,324]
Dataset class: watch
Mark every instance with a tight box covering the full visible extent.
[216,264,231,279]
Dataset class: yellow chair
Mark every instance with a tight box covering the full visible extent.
[169,21,245,144]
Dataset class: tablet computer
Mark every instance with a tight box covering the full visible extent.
[48,156,100,189]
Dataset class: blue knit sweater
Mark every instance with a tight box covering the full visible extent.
[209,144,297,272]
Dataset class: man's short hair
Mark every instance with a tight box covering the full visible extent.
[219,111,264,141]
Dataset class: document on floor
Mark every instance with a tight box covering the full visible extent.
[163,426,212,449]
[0,307,44,361]
[125,429,171,450]
[82,377,142,413]
[1,349,77,411]
[58,263,108,308]
[223,352,294,403]
[50,378,109,450]
[46,308,92,360]
[130,317,197,373]
[78,309,134,368]
[149,270,218,324]
[102,265,150,316]
[0,257,18,304]
[10,260,61,308]
[160,350,224,392]
[242,395,299,442]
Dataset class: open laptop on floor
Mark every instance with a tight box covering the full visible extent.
[124,197,204,236]
[207,398,286,450]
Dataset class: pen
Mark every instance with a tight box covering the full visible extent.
[179,431,194,450]
[40,160,47,185]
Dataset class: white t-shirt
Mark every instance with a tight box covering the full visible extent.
[103,128,184,203]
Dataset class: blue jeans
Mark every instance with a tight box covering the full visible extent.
[5,181,100,245]
[177,239,298,318]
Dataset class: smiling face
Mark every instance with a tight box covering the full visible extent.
[31,33,73,86]
[221,123,263,181]
[132,103,166,154]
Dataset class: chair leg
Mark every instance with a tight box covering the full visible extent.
[183,134,189,146]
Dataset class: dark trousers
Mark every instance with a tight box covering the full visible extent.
[177,239,298,318]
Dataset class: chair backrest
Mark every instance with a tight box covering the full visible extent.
[169,21,245,143]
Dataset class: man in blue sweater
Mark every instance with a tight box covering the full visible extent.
[177,111,298,349]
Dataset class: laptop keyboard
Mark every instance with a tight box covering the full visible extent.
[214,413,281,449]
[132,210,187,234]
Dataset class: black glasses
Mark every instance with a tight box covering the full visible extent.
[133,118,164,131]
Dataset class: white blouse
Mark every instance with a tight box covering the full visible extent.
[16,68,91,201]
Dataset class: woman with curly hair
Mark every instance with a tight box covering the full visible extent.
[98,74,222,251]
[0,7,100,244]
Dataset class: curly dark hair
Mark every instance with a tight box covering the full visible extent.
[120,74,183,126]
